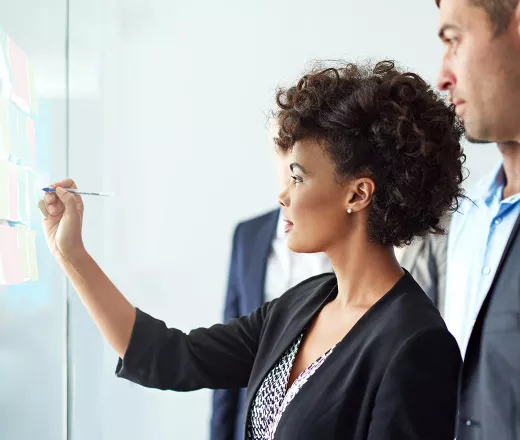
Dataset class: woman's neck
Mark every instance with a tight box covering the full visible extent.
[326,236,404,310]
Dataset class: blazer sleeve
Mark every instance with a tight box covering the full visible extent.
[367,327,462,440]
[115,298,275,392]
[211,224,244,440]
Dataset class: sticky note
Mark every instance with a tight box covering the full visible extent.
[14,225,38,282]
[8,162,18,221]
[16,225,31,280]
[27,63,37,116]
[17,167,29,221]
[28,229,38,281]
[0,97,11,157]
[25,168,37,220]
[8,101,31,165]
[7,37,31,114]
[0,29,12,101]
[26,117,36,164]
[0,224,24,285]
[0,159,9,219]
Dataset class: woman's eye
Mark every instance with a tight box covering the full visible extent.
[444,36,458,48]
[291,175,303,184]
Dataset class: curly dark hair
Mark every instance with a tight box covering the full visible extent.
[275,60,466,247]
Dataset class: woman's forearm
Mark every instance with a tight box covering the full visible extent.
[61,251,136,358]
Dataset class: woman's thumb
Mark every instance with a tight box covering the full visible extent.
[56,187,79,215]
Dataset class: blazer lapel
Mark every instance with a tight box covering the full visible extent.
[244,209,279,311]
[243,275,338,437]
[463,213,520,377]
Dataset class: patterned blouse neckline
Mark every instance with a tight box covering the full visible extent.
[247,332,336,440]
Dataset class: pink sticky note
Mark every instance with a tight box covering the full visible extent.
[0,224,25,285]
[26,118,36,164]
[7,38,31,114]
[8,163,19,221]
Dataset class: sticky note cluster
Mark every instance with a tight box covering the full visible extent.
[0,26,40,287]
[0,26,37,117]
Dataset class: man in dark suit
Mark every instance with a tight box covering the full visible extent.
[436,1,520,438]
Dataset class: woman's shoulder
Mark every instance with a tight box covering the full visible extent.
[265,272,337,319]
[279,272,337,302]
[366,271,452,345]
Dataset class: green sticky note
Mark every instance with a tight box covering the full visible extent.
[15,225,31,281]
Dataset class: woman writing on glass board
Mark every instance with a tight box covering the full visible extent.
[41,60,463,440]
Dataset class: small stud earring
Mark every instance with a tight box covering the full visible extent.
[347,208,352,214]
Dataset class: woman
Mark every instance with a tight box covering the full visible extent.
[42,60,464,439]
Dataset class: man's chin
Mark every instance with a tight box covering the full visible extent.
[462,119,496,144]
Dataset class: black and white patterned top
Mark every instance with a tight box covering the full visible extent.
[247,332,335,440]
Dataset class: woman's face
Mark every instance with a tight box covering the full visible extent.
[278,138,356,254]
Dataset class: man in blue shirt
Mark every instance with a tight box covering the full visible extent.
[436,0,520,437]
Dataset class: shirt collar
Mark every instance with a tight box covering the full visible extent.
[276,209,286,239]
[471,162,520,208]
[472,162,505,207]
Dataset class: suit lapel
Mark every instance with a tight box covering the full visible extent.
[244,209,279,311]
[464,213,520,377]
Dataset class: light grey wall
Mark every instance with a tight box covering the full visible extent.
[66,1,500,440]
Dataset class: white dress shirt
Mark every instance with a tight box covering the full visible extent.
[444,164,520,356]
[264,211,333,302]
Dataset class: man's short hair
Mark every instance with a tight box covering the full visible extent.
[436,0,518,35]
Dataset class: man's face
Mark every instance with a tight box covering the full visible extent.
[437,0,520,143]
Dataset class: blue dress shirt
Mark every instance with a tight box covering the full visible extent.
[444,164,520,356]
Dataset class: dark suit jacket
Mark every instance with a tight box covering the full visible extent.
[116,272,461,440]
[457,214,520,440]
[211,209,279,440]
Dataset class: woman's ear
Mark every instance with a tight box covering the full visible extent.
[345,177,376,214]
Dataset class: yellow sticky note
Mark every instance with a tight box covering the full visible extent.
[28,230,38,281]
[15,225,30,280]
[0,159,9,219]
[17,167,29,221]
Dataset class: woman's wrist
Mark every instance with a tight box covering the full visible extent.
[59,246,91,268]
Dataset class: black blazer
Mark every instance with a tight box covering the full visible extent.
[116,271,461,440]
[211,209,279,440]
[457,214,520,440]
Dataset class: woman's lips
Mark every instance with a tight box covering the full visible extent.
[283,218,294,233]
